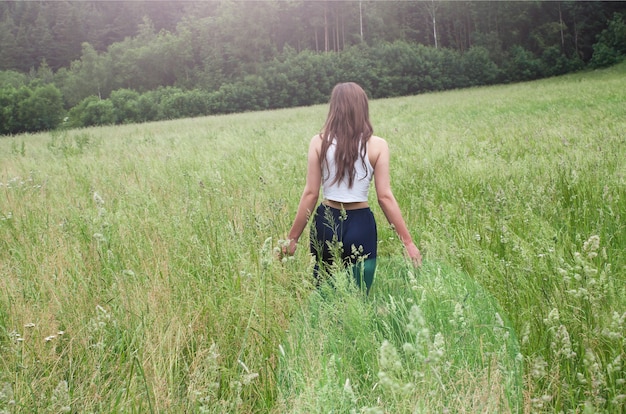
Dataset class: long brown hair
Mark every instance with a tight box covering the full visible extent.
[320,82,373,188]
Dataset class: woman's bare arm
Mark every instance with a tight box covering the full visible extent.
[285,135,322,254]
[370,136,422,266]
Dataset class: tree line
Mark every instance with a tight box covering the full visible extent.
[1,1,625,135]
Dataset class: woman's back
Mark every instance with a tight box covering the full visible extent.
[321,136,374,203]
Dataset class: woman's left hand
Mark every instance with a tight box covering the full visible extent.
[404,241,422,267]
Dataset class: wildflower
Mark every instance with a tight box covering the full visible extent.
[8,331,22,343]
[450,302,467,329]
[88,304,113,339]
[260,237,274,269]
[406,305,427,337]
[407,270,419,291]
[521,322,530,346]
[187,342,221,407]
[582,235,600,259]
[606,355,622,374]
[582,348,607,405]
[495,313,504,327]
[344,377,358,405]
[0,382,15,408]
[387,295,398,314]
[429,332,445,363]
[553,325,576,359]
[93,191,105,207]
[543,308,560,327]
[530,356,547,379]
[402,342,416,354]
[493,312,510,344]
[339,207,348,222]
[237,359,250,374]
[601,311,626,341]
[50,380,71,413]
[241,373,259,385]
[379,340,403,375]
[96,304,110,317]
[93,233,106,242]
[229,380,243,407]
[530,394,553,410]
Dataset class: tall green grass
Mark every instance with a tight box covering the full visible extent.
[1,62,624,412]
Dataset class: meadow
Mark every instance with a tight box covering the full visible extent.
[0,62,625,413]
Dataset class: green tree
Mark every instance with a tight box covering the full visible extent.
[175,15,227,91]
[47,1,84,70]
[109,89,141,124]
[590,12,626,67]
[462,46,499,86]
[34,59,55,85]
[7,86,32,134]
[0,87,18,135]
[0,70,27,88]
[68,96,115,127]
[136,91,159,123]
[17,84,65,132]
[0,16,19,70]
[540,45,581,77]
[61,43,111,107]
[212,1,279,77]
[504,46,542,82]
[29,10,53,68]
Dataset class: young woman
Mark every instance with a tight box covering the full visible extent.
[284,82,421,293]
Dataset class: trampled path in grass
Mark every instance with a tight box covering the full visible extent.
[278,259,522,412]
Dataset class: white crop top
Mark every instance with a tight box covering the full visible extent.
[322,139,374,203]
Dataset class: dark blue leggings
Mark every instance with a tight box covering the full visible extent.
[310,204,377,293]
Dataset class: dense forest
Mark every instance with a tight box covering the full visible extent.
[1,1,625,135]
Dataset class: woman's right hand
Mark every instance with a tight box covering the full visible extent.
[279,238,298,259]
[286,238,298,256]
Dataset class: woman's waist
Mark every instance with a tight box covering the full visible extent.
[322,199,369,210]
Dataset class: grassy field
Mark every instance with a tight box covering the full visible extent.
[1,62,625,413]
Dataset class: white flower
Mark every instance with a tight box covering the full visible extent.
[93,191,105,207]
[237,359,250,374]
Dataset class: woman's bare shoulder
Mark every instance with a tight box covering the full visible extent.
[368,135,388,152]
[369,135,387,144]
[308,134,323,157]
[310,134,323,147]
[368,135,388,166]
